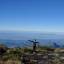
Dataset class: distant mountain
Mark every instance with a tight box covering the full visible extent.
[53,42,60,48]
[0,39,25,47]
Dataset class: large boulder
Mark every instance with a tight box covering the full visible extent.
[0,44,7,55]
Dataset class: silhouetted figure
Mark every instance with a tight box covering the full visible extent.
[28,40,39,53]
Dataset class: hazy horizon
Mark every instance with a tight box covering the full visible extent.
[0,31,64,40]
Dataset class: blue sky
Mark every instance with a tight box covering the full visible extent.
[0,0,64,32]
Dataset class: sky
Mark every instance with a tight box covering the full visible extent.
[0,0,64,33]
